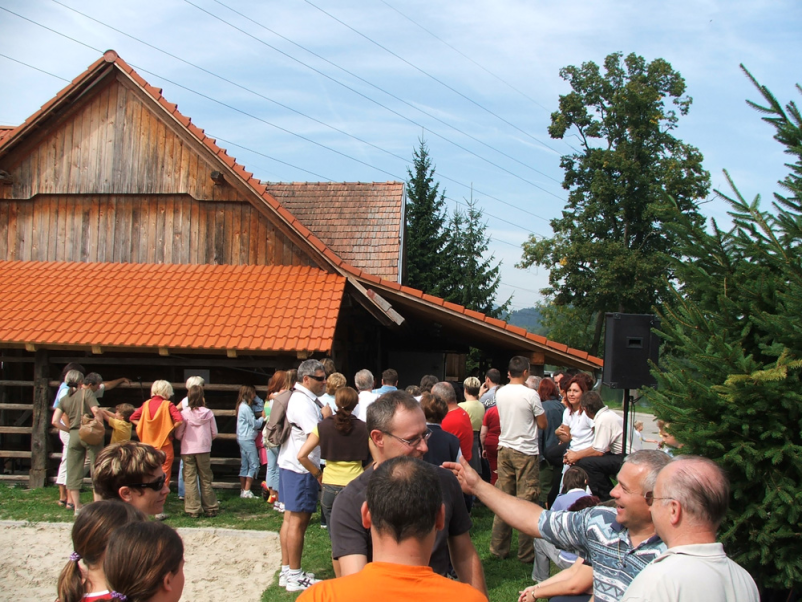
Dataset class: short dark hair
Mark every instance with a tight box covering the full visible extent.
[367,456,442,542]
[562,466,589,493]
[508,356,530,378]
[382,369,399,385]
[485,368,501,385]
[579,391,605,415]
[84,372,103,386]
[115,403,136,422]
[419,374,439,393]
[366,390,420,433]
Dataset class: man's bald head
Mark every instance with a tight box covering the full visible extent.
[658,456,730,529]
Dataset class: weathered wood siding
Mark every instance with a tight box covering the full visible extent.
[0,75,315,267]
[0,195,312,266]
[1,76,227,200]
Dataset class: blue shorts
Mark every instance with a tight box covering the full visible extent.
[279,467,319,513]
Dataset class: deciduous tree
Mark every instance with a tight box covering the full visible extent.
[518,52,710,353]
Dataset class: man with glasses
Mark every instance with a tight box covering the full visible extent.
[93,441,171,517]
[621,456,758,602]
[278,359,332,591]
[329,390,486,596]
[445,450,671,602]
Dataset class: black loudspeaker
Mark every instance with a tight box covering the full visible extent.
[602,313,660,390]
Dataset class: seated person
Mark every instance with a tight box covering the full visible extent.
[93,441,171,517]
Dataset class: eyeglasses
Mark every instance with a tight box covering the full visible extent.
[308,375,326,382]
[126,475,166,491]
[381,428,433,448]
[643,491,674,506]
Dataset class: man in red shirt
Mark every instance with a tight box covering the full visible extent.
[433,382,473,463]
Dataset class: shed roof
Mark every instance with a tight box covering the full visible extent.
[0,261,344,355]
[266,181,403,282]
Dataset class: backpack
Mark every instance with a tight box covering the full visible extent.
[263,390,294,449]
[263,389,324,448]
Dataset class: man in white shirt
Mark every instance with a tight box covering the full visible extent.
[278,359,332,591]
[353,369,379,422]
[622,456,758,602]
[491,356,547,563]
[564,391,624,501]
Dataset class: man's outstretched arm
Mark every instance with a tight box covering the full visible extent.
[442,457,544,538]
[448,532,487,597]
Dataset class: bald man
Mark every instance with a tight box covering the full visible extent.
[621,456,758,602]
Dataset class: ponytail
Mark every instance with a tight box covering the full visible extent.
[333,387,359,434]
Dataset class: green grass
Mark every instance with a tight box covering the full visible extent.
[0,484,546,602]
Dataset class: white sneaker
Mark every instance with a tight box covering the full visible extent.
[279,570,315,588]
[285,572,320,592]
[241,490,255,499]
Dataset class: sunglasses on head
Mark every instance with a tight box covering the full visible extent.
[126,475,166,491]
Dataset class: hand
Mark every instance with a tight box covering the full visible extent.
[564,450,577,465]
[482,449,487,459]
[122,378,132,385]
[442,456,481,495]
[518,586,536,602]
[321,405,333,419]
[479,383,489,397]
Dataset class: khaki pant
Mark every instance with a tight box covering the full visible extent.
[490,446,540,562]
[182,453,219,515]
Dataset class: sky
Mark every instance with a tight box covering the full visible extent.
[1,0,800,311]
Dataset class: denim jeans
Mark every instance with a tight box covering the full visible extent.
[267,447,280,491]
[238,438,260,478]
[320,483,345,538]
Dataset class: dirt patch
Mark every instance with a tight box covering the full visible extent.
[0,520,280,602]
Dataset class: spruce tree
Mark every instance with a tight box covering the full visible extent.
[440,196,510,318]
[404,138,448,294]
[646,68,802,594]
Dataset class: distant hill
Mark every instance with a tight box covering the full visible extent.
[503,306,543,333]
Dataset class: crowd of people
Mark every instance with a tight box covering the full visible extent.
[49,357,756,602]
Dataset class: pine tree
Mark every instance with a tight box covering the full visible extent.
[645,68,802,594]
[404,138,448,294]
[439,195,510,318]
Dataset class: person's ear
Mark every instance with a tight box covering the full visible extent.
[361,501,371,529]
[118,486,134,503]
[162,569,176,593]
[369,429,384,448]
[435,503,446,532]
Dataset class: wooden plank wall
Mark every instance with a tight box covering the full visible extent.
[2,77,228,201]
[0,195,313,267]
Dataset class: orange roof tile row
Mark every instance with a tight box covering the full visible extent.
[0,261,344,353]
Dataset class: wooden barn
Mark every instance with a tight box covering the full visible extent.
[0,51,602,488]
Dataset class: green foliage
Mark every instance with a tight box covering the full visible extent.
[519,52,710,352]
[439,195,510,318]
[404,138,448,294]
[533,302,598,354]
[405,140,508,319]
[645,67,802,591]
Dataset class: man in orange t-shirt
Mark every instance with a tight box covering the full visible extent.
[299,456,487,602]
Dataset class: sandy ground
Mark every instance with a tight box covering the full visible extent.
[0,520,280,602]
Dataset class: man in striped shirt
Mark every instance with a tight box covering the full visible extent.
[446,450,671,602]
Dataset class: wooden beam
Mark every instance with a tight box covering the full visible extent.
[29,348,49,488]
[0,426,33,434]
[91,345,103,355]
[296,350,309,360]
[226,349,237,358]
[159,347,170,357]
[0,403,33,410]
[25,343,37,352]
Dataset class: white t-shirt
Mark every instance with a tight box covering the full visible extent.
[277,384,323,474]
[354,390,379,423]
[496,383,545,455]
[562,407,594,451]
[591,406,624,454]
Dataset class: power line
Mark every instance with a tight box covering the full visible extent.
[0,52,70,82]
[186,0,566,206]
[1,10,549,294]
[210,0,564,187]
[301,0,564,156]
[46,0,555,224]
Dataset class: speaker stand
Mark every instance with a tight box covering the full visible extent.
[622,389,632,455]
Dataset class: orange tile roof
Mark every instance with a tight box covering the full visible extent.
[266,182,403,282]
[0,261,344,354]
[0,126,14,145]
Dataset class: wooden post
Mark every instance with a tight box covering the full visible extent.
[29,349,49,488]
